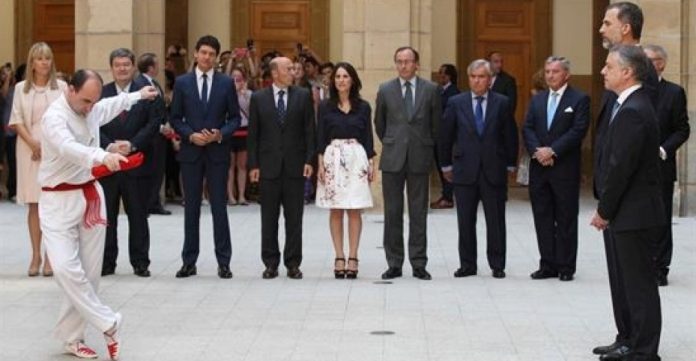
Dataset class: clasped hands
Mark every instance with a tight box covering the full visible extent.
[189,129,222,146]
[533,147,555,167]
[249,164,313,183]
[590,211,609,231]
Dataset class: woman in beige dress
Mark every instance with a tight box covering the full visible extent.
[9,42,67,277]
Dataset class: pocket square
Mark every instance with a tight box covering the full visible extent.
[564,106,574,113]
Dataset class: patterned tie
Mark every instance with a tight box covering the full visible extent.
[277,90,286,124]
[609,100,620,124]
[547,91,559,130]
[475,96,485,136]
[201,73,208,108]
[404,81,414,118]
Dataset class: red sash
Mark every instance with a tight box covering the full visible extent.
[42,180,105,229]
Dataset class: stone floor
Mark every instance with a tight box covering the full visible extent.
[0,188,694,361]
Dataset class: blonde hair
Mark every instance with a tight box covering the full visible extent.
[23,42,58,93]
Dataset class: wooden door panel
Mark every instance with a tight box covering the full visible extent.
[33,0,75,73]
[250,1,310,56]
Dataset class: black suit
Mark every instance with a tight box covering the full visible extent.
[491,71,518,114]
[99,80,161,269]
[247,86,315,269]
[654,79,690,276]
[597,87,664,359]
[136,74,169,212]
[434,83,460,201]
[439,91,518,271]
[523,85,590,275]
[593,57,660,350]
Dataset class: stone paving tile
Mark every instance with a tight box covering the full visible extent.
[1,188,694,361]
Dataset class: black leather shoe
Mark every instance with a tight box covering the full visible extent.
[530,269,558,279]
[492,269,506,279]
[381,267,402,280]
[133,265,151,277]
[262,267,278,279]
[559,273,574,281]
[287,267,303,279]
[593,341,623,355]
[218,265,233,279]
[656,273,668,286]
[599,345,632,360]
[454,267,477,277]
[101,265,115,276]
[413,268,432,280]
[175,264,197,278]
[149,207,172,215]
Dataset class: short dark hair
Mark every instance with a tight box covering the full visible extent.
[109,48,135,67]
[319,62,334,73]
[304,56,320,67]
[440,63,458,85]
[195,35,221,55]
[607,2,643,40]
[137,53,157,74]
[328,62,363,110]
[486,51,502,60]
[14,63,27,83]
[610,44,651,83]
[70,69,104,92]
[393,46,419,63]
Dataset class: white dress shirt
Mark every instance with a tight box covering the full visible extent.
[272,84,288,109]
[399,77,417,104]
[38,92,142,187]
[195,67,214,102]
[547,83,568,112]
[471,91,489,119]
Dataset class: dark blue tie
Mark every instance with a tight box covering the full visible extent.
[475,96,484,136]
[201,73,208,108]
[277,90,286,124]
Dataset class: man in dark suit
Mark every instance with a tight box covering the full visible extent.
[99,48,162,277]
[136,52,172,216]
[591,44,664,361]
[170,35,241,279]
[439,59,518,279]
[247,56,315,280]
[430,63,459,210]
[523,56,590,282]
[643,44,690,286]
[375,46,441,281]
[592,3,662,359]
[487,51,518,114]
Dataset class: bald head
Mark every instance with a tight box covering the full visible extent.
[270,57,294,87]
[67,69,104,117]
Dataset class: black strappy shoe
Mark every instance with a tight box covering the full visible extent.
[346,258,359,279]
[334,258,346,279]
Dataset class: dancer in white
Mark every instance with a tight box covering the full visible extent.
[38,69,157,360]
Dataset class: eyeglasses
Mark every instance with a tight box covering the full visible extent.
[395,59,416,66]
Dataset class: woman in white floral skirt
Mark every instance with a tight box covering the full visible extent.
[316,62,375,279]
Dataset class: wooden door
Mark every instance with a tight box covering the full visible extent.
[33,0,75,73]
[458,0,551,125]
[250,1,310,57]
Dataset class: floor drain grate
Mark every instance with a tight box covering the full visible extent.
[370,330,395,335]
[373,281,393,284]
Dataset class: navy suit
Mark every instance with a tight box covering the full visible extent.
[439,91,518,271]
[654,79,690,276]
[434,83,460,202]
[99,79,162,270]
[170,70,241,267]
[523,85,589,275]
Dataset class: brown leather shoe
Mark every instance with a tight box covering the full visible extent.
[430,197,454,209]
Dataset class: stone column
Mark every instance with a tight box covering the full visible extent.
[342,0,433,211]
[75,0,165,82]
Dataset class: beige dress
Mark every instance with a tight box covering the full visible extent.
[9,80,66,204]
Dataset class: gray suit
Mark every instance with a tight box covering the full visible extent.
[375,77,441,269]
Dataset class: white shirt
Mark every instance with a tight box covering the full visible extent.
[615,83,643,111]
[272,84,288,109]
[38,91,142,187]
[471,91,489,119]
[195,67,214,102]
[399,77,416,104]
[547,83,568,111]
[115,82,131,94]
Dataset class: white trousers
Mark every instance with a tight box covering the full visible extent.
[39,184,118,343]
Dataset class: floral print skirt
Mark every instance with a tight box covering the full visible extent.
[316,139,373,209]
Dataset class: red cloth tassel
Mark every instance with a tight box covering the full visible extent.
[82,182,106,229]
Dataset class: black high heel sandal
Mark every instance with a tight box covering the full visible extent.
[346,258,359,279]
[334,258,346,279]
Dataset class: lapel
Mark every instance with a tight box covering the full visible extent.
[549,87,572,132]
[389,79,407,120]
[264,87,282,128]
[411,77,425,121]
[482,92,496,137]
[286,85,295,116]
[459,92,478,136]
